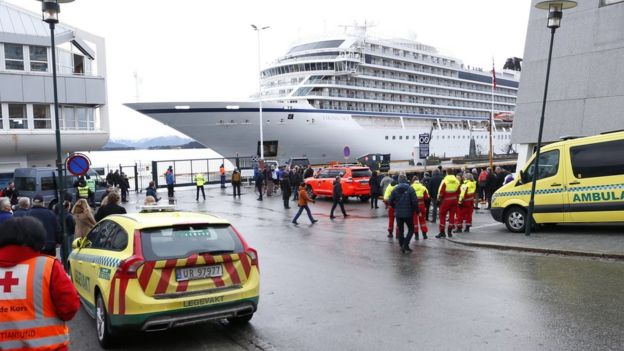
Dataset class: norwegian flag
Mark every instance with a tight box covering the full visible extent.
[492,60,497,89]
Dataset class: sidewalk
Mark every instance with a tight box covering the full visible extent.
[447,221,624,259]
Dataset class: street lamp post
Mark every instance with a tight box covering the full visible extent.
[525,1,577,236]
[251,24,269,160]
[39,0,74,267]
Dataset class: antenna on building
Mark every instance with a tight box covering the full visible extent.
[133,70,142,102]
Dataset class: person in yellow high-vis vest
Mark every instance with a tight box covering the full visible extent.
[194,173,206,200]
[455,173,477,233]
[410,176,429,240]
[435,172,461,238]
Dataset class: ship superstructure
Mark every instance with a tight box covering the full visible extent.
[128,30,519,164]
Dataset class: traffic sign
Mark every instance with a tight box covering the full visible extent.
[419,133,430,159]
[65,153,91,176]
[343,146,350,158]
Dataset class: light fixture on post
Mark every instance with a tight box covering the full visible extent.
[525,1,576,236]
[251,24,270,160]
[38,0,75,268]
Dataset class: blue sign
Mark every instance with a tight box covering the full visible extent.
[343,146,350,158]
[66,153,91,176]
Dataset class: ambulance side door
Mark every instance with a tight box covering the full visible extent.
[523,148,566,224]
[72,222,106,304]
[565,139,624,223]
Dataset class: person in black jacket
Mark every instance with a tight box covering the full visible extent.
[94,192,127,222]
[280,173,292,209]
[27,194,61,256]
[427,168,443,223]
[330,176,348,219]
[369,171,381,209]
[485,167,497,210]
[290,167,302,201]
[303,165,314,179]
[389,175,419,253]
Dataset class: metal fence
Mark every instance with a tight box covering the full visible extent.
[151,156,255,188]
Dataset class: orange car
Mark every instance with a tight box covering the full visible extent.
[304,166,372,201]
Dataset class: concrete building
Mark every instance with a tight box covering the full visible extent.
[513,0,624,168]
[0,1,108,178]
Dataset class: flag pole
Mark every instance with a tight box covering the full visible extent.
[489,58,495,170]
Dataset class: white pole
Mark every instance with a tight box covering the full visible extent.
[255,27,265,160]
[489,58,495,170]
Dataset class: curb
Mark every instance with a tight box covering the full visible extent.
[446,238,624,260]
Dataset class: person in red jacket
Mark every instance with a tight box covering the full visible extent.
[0,217,80,351]
[435,172,461,238]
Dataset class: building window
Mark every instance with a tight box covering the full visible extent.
[385,136,388,140]
[5,44,24,70]
[29,46,48,72]
[33,104,51,129]
[9,104,27,129]
[392,136,396,140]
[63,107,76,129]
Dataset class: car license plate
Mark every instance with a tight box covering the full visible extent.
[176,265,223,281]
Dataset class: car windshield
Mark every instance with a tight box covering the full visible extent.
[140,224,244,261]
[351,169,372,178]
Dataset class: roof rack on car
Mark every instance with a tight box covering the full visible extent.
[559,135,583,140]
[139,204,177,213]
[600,129,624,135]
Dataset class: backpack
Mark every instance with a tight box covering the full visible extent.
[232,172,241,182]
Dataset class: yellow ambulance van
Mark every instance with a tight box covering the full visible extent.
[491,130,624,232]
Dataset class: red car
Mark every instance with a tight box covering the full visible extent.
[304,166,372,201]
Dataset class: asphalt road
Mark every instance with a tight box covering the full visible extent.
[69,187,624,350]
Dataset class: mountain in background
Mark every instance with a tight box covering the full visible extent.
[101,136,196,150]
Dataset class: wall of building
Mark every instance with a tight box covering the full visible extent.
[513,0,624,168]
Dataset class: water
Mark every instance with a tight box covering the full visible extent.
[80,148,237,189]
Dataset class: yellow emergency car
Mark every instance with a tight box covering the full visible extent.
[491,130,624,232]
[68,208,260,347]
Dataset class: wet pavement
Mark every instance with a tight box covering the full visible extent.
[69,186,624,350]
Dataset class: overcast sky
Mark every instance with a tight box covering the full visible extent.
[10,0,531,140]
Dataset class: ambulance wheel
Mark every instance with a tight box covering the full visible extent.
[504,206,526,233]
[96,292,116,348]
[227,313,253,325]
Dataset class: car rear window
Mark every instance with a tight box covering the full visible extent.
[140,224,244,261]
[351,169,372,178]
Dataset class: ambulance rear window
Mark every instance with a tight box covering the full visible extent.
[140,224,244,261]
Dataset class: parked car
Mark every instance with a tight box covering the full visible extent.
[69,207,260,347]
[304,165,372,201]
[13,167,107,208]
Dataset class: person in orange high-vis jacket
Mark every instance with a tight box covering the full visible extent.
[219,163,226,188]
[0,217,80,351]
[435,172,461,238]
[455,173,477,233]
[410,176,429,240]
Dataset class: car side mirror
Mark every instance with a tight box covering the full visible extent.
[71,238,81,250]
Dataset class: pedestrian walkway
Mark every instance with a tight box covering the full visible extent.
[121,186,624,260]
[448,223,624,259]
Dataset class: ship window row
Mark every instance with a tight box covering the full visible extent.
[262,61,360,78]
[0,103,99,131]
[383,134,511,141]
[368,57,456,78]
[0,42,94,76]
[366,43,456,67]
[360,67,516,95]
[303,78,515,104]
[311,100,492,118]
[312,88,512,111]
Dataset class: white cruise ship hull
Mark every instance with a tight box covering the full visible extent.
[126,101,513,165]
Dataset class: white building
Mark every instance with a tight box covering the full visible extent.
[513,0,624,168]
[0,1,108,175]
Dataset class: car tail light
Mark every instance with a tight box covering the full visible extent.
[115,256,144,279]
[114,230,144,279]
[246,248,259,272]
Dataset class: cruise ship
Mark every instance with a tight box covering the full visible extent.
[127,31,520,165]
